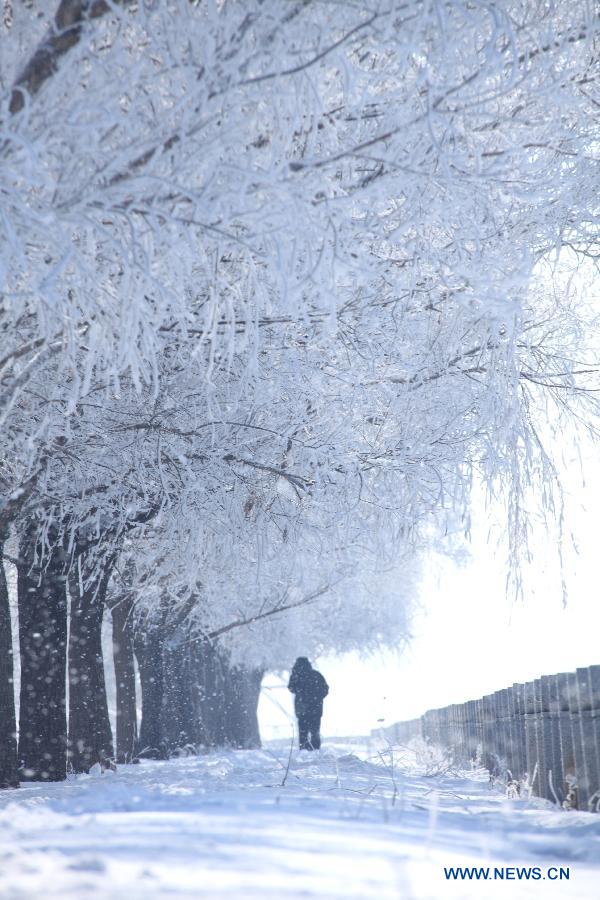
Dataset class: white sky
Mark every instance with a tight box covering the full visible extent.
[259,438,600,741]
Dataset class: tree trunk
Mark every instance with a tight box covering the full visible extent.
[0,536,19,788]
[68,557,114,773]
[224,666,264,749]
[111,594,137,763]
[160,639,193,753]
[17,527,68,781]
[195,640,227,748]
[134,619,166,758]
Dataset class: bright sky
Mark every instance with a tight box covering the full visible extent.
[259,437,600,741]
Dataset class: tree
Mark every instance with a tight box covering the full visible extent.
[0,0,597,779]
[0,526,18,787]
[67,543,115,773]
[109,587,138,763]
[17,520,68,781]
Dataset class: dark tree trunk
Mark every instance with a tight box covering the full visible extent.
[160,627,196,753]
[195,639,227,748]
[68,558,114,773]
[224,666,264,749]
[111,594,137,763]
[17,528,68,781]
[158,596,202,754]
[0,536,19,788]
[134,619,166,758]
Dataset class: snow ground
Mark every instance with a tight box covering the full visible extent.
[0,738,599,900]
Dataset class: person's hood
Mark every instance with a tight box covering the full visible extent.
[293,656,312,671]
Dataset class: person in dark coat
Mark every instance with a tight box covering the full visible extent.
[288,657,329,750]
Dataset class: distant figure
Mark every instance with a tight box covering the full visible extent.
[288,657,329,750]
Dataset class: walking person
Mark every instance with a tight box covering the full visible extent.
[288,657,329,750]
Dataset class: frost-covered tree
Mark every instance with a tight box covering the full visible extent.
[2,0,595,428]
[0,0,598,780]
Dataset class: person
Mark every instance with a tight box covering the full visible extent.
[288,657,329,750]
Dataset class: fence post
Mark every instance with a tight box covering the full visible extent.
[445,706,452,755]
[567,670,588,809]
[446,705,455,758]
[493,691,505,776]
[533,678,548,799]
[480,694,492,774]
[431,707,441,748]
[431,708,440,747]
[523,681,539,794]
[511,683,526,783]
[555,673,576,806]
[459,702,467,764]
[450,703,460,765]
[503,687,517,782]
[538,674,560,803]
[545,674,565,805]
[456,704,466,764]
[446,705,454,757]
[465,699,477,764]
[474,697,484,764]
[462,702,471,765]
[501,688,516,781]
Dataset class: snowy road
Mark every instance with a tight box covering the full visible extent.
[0,739,599,899]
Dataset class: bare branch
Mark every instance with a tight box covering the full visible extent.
[186,584,333,644]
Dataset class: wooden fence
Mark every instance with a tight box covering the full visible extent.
[376,665,600,812]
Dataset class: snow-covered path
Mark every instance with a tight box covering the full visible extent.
[0,739,599,899]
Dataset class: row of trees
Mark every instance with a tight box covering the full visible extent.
[1,1,598,787]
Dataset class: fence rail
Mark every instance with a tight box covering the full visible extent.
[375,665,600,812]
